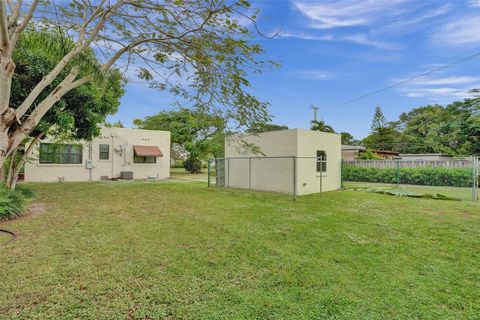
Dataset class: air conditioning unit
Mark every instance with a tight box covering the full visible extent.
[119,171,134,180]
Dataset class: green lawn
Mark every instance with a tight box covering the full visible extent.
[1,180,480,319]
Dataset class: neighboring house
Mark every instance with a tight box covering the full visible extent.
[399,153,453,161]
[341,145,399,160]
[341,145,365,161]
[25,127,170,182]
[223,129,341,195]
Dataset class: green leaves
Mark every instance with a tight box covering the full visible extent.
[12,29,125,141]
[135,108,226,159]
[343,165,473,188]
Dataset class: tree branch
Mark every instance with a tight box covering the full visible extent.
[0,0,10,50]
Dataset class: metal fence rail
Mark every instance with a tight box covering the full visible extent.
[342,157,479,201]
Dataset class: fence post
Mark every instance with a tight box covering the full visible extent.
[249,157,252,191]
[396,160,400,188]
[293,156,296,201]
[319,157,322,196]
[340,159,344,188]
[473,156,478,201]
[227,158,230,190]
[207,159,211,188]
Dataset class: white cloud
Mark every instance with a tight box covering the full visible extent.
[469,0,480,7]
[401,87,473,99]
[276,30,396,49]
[430,16,480,46]
[396,74,480,101]
[292,0,414,29]
[296,70,334,80]
[412,76,480,86]
[339,34,398,49]
[277,31,333,41]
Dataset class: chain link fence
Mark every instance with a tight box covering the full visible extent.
[342,157,479,201]
[208,157,297,198]
[207,156,333,200]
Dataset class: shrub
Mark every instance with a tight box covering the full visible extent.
[184,157,203,173]
[170,160,185,168]
[343,165,473,187]
[0,185,33,221]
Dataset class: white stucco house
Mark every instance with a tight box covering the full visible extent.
[222,129,341,195]
[24,127,170,182]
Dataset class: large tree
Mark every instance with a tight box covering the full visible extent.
[3,29,124,189]
[0,1,271,169]
[246,122,288,134]
[340,131,355,145]
[134,108,226,171]
[395,97,480,155]
[362,106,399,150]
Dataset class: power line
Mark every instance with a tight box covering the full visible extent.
[328,51,480,108]
[280,52,480,127]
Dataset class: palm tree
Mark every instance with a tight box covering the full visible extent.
[310,120,335,133]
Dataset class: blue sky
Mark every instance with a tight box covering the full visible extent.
[109,0,480,139]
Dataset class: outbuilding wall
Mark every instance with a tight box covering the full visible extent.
[224,129,341,195]
[224,130,297,194]
[295,130,342,195]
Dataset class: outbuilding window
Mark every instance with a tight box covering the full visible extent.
[99,144,109,160]
[316,150,327,172]
[39,143,83,164]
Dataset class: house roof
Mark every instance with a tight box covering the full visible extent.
[341,145,366,151]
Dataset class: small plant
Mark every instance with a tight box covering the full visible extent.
[184,157,203,174]
[0,185,33,221]
[357,149,384,160]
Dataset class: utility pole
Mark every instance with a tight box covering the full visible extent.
[310,105,319,122]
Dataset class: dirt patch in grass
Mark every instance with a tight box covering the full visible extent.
[27,202,47,217]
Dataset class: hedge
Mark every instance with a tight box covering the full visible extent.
[343,165,473,187]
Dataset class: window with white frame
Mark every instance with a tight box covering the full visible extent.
[99,144,109,160]
[316,150,327,172]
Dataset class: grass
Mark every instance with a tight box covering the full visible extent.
[1,179,480,319]
[344,181,475,201]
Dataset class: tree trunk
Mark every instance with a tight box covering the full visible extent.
[5,147,17,187]
[8,133,43,190]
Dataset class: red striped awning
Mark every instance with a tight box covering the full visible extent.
[133,145,163,157]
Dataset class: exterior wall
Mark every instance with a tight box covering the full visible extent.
[295,130,341,195]
[224,129,341,195]
[25,127,170,182]
[224,130,297,194]
[341,149,359,161]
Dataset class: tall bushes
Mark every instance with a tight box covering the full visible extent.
[343,165,473,187]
